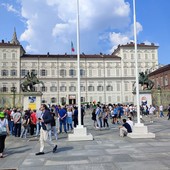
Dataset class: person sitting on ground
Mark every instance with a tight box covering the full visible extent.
[126,117,133,131]
[119,119,132,137]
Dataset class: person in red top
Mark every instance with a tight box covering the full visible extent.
[30,110,37,136]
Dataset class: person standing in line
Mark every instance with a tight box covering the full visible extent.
[149,105,155,123]
[0,112,9,158]
[35,104,57,155]
[66,107,73,132]
[30,110,37,136]
[58,106,67,133]
[95,104,102,129]
[35,108,42,137]
[159,105,164,117]
[13,109,22,137]
[20,110,30,138]
[48,110,58,141]
[73,106,78,128]
[91,108,97,128]
[103,108,109,128]
[167,104,170,120]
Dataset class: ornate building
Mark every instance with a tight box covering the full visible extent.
[0,30,159,107]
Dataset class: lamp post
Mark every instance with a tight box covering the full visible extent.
[11,84,16,108]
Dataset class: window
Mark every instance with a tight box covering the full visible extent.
[60,69,66,77]
[117,83,120,91]
[1,86,8,92]
[107,69,110,77]
[60,86,67,92]
[145,54,148,60]
[161,77,163,86]
[81,86,85,91]
[131,69,135,76]
[11,70,17,76]
[131,54,134,59]
[21,69,28,76]
[40,69,47,76]
[97,85,103,91]
[50,86,57,92]
[1,70,8,76]
[106,85,113,91]
[98,69,102,77]
[69,86,76,92]
[124,68,127,76]
[125,96,128,101]
[123,54,127,59]
[89,69,92,77]
[41,86,47,92]
[80,69,85,77]
[12,53,16,60]
[124,83,128,91]
[3,53,6,59]
[61,97,66,105]
[51,97,56,103]
[117,96,120,102]
[116,69,120,76]
[152,54,155,60]
[69,69,76,77]
[138,54,141,59]
[31,69,37,74]
[88,85,94,91]
[165,76,168,86]
[81,97,85,103]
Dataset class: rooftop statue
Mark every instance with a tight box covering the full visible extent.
[21,71,45,92]
[138,71,154,90]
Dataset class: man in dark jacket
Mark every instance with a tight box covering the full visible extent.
[35,104,57,155]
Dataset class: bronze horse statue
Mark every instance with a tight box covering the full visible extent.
[138,71,154,90]
[21,71,45,92]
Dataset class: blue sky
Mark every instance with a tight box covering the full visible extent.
[0,0,170,65]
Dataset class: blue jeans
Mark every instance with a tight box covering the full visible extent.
[160,111,164,117]
[59,119,67,133]
[9,121,14,135]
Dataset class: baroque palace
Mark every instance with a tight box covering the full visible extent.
[0,30,159,107]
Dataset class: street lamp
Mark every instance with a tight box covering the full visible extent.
[11,84,16,108]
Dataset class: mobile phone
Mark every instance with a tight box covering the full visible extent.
[38,118,41,120]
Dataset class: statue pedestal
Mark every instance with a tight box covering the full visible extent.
[133,90,152,106]
[128,123,155,138]
[68,125,93,141]
[23,92,43,111]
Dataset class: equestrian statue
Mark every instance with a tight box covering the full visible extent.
[138,71,154,90]
[20,71,45,92]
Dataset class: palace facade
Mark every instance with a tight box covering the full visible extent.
[0,30,159,107]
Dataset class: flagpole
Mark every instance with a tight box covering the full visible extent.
[133,0,140,124]
[76,0,81,126]
[68,0,93,141]
[128,0,155,138]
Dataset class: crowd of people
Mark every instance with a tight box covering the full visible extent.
[0,102,170,158]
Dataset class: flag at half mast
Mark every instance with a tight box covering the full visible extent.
[71,41,75,52]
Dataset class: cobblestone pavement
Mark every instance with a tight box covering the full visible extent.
[0,110,170,170]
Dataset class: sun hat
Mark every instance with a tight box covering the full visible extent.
[0,112,5,118]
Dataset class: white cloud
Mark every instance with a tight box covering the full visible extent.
[17,0,144,54]
[1,3,20,14]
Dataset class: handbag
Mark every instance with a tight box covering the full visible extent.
[0,120,7,136]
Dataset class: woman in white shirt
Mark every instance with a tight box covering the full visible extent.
[0,111,9,158]
[67,107,73,131]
